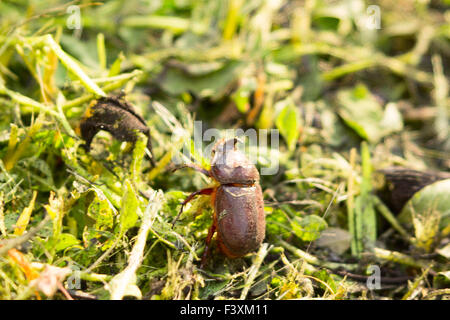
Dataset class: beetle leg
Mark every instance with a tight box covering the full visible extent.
[172,188,214,227]
[200,223,216,268]
[172,163,211,177]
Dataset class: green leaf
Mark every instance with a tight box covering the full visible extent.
[108,52,125,77]
[82,227,115,250]
[336,84,403,143]
[352,194,376,253]
[313,269,337,294]
[87,193,115,230]
[434,271,450,287]
[275,99,300,151]
[131,133,147,185]
[266,208,291,239]
[291,214,328,241]
[349,142,376,256]
[398,179,450,251]
[159,60,244,99]
[119,179,140,235]
[52,233,81,252]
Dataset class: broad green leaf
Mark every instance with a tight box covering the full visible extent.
[336,84,403,143]
[320,108,359,147]
[53,233,81,252]
[275,99,300,151]
[398,179,450,251]
[434,271,450,287]
[159,60,244,99]
[291,214,328,241]
[266,208,291,239]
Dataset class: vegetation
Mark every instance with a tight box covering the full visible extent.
[0,0,449,300]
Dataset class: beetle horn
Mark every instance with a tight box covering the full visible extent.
[222,137,242,151]
[233,137,243,146]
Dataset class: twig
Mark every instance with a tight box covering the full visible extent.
[424,289,450,299]
[278,239,358,271]
[402,265,433,300]
[57,282,74,300]
[0,215,51,256]
[62,70,143,112]
[43,35,106,97]
[240,243,271,300]
[85,238,120,273]
[373,247,435,274]
[373,195,412,241]
[108,190,163,300]
[335,270,414,284]
[66,290,98,300]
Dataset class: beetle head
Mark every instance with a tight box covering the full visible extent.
[210,137,259,184]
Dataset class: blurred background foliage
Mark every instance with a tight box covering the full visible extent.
[0,0,449,300]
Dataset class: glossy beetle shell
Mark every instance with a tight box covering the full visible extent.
[214,184,265,257]
[177,137,266,264]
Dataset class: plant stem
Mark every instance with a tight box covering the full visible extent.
[109,190,163,300]
[240,243,270,299]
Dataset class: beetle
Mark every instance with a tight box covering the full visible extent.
[76,93,156,166]
[174,137,266,266]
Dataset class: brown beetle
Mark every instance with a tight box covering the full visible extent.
[77,94,155,166]
[175,137,266,266]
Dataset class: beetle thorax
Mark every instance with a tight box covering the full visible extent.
[210,145,259,185]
